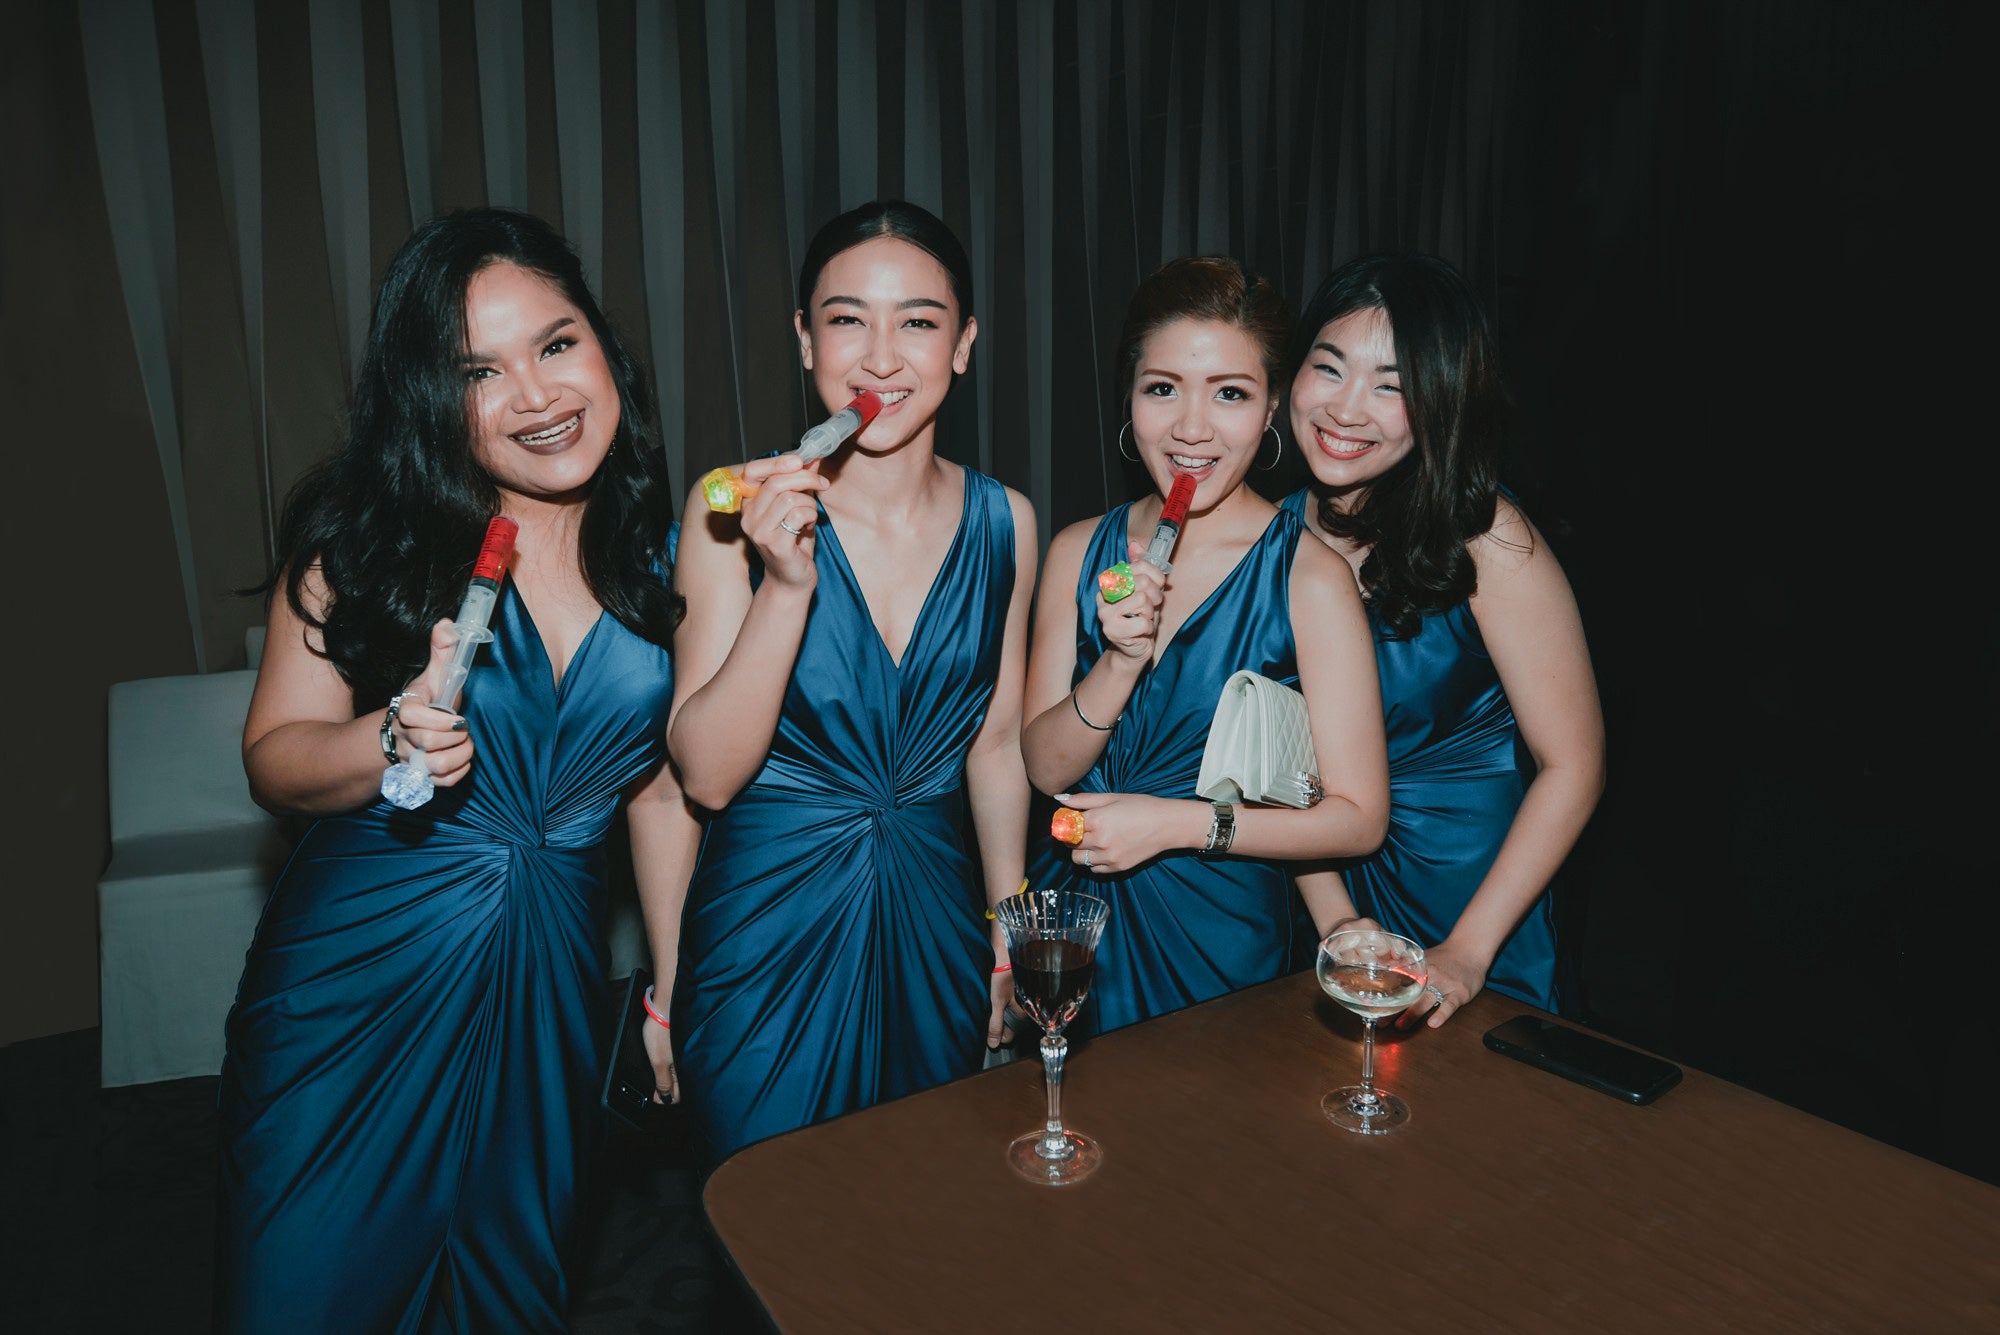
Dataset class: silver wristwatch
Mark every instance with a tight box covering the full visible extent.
[1201,800,1236,855]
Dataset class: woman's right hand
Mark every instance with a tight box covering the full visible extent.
[641,1006,679,1104]
[386,619,477,787]
[739,455,830,588]
[1099,540,1166,664]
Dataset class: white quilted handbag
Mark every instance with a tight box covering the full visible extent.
[1195,670,1324,808]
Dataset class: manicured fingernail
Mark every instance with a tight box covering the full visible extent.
[452,720,468,731]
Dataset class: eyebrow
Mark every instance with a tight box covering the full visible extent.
[818,295,951,312]
[1313,341,1398,373]
[1138,367,1263,383]
[463,317,576,363]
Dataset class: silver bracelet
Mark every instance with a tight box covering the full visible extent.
[381,693,411,766]
[1072,692,1118,732]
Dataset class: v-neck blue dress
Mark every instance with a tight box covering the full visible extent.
[1279,488,1556,1008]
[216,581,674,1334]
[675,467,1014,1159]
[1026,503,1307,1036]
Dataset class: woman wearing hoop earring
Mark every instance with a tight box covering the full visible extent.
[1019,256,1389,1036]
[1283,253,1604,1028]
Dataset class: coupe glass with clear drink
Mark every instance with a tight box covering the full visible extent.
[1317,928,1429,1134]
[993,888,1110,1185]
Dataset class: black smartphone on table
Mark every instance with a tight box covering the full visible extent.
[601,967,665,1132]
[1483,1014,1682,1105]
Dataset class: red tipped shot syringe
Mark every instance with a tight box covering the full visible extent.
[380,515,520,810]
[699,389,886,514]
[1099,472,1198,603]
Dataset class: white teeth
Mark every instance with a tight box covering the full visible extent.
[517,414,580,445]
[865,389,913,404]
[1169,454,1215,470]
[1316,426,1371,453]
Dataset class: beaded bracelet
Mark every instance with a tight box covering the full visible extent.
[642,985,671,1029]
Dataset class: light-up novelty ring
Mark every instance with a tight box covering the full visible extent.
[1094,472,1196,602]
[1051,808,1087,845]
[701,390,885,513]
[1099,562,1136,604]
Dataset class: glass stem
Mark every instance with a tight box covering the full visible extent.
[1357,1017,1380,1108]
[1039,1032,1071,1159]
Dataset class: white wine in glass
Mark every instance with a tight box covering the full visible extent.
[1317,929,1428,1134]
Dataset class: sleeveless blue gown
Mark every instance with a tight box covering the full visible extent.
[675,468,1013,1160]
[217,581,674,1333]
[1280,488,1556,1008]
[1026,504,1306,1036]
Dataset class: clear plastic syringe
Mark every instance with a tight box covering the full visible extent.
[379,515,521,810]
[699,390,886,514]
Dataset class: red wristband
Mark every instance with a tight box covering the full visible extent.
[991,963,1012,975]
[642,985,670,1029]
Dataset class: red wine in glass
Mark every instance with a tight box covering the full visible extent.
[1011,939,1095,1032]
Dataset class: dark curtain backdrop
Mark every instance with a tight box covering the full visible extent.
[7,1,1989,1183]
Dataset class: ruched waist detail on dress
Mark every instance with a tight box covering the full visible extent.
[725,764,968,824]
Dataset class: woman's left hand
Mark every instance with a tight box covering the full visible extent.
[1398,939,1489,1030]
[1052,791,1198,875]
[987,964,1017,1052]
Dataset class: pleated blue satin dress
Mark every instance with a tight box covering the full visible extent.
[216,581,674,1334]
[1026,503,1307,1036]
[675,468,1013,1160]
[1280,489,1556,1008]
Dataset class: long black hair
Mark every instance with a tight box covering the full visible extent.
[265,207,680,708]
[1291,252,1509,639]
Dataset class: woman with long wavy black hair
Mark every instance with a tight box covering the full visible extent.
[216,207,699,1331]
[1284,252,1605,1028]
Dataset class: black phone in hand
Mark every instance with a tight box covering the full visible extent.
[1483,1014,1683,1105]
[601,968,664,1132]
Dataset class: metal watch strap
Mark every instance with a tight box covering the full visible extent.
[1202,800,1236,855]
[381,693,411,765]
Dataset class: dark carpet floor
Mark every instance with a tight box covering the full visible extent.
[0,1026,771,1334]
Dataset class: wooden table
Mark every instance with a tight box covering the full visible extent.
[703,973,2000,1332]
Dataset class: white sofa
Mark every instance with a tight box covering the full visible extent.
[97,630,650,1088]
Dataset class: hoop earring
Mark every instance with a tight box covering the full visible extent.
[1259,423,1283,471]
[1118,421,1139,463]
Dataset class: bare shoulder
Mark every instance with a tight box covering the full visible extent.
[1289,528,1363,609]
[675,483,753,572]
[1000,483,1039,543]
[1469,493,1552,582]
[1045,514,1101,576]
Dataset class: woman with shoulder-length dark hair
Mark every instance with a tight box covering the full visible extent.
[1019,256,1390,1035]
[1283,251,1605,1026]
[217,207,701,1331]
[658,200,1038,1160]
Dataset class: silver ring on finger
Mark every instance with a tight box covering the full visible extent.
[1082,850,1092,869]
[779,516,804,537]
[1425,983,1446,1007]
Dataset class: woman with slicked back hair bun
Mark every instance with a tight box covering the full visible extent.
[658,200,1040,1160]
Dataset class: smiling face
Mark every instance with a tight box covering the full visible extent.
[1289,306,1415,503]
[795,235,976,455]
[462,261,621,506]
[1127,317,1276,511]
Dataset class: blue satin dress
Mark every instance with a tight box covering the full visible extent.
[216,582,674,1333]
[1026,503,1307,1036]
[675,468,1013,1160]
[1281,489,1556,1007]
